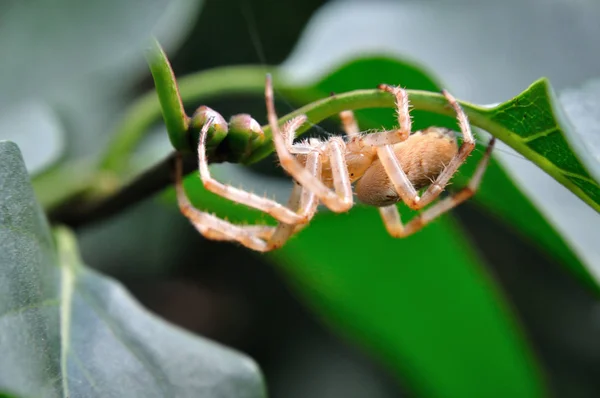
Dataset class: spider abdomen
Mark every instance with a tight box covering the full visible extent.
[354,127,459,207]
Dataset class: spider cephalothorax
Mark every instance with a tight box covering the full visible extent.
[174,76,495,252]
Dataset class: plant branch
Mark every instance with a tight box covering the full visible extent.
[48,88,493,227]
[99,64,275,175]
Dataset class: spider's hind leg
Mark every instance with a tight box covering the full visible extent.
[379,137,495,238]
[417,89,476,207]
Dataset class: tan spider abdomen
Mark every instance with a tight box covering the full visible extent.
[355,127,459,207]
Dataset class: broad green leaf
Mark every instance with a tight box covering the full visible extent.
[273,209,546,398]
[484,81,600,208]
[0,141,266,398]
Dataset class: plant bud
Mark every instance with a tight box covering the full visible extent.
[229,114,263,137]
[189,106,228,148]
[227,114,265,161]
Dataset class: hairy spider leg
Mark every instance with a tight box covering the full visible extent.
[358,84,413,146]
[339,110,360,136]
[375,86,476,209]
[370,85,421,208]
[174,149,320,252]
[265,74,354,213]
[175,153,270,251]
[195,117,311,225]
[174,114,325,251]
[379,137,495,237]
[417,89,476,206]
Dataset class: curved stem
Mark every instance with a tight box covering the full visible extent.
[99,64,275,174]
[44,66,600,224]
[145,38,189,153]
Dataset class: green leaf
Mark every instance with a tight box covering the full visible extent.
[484,80,600,209]
[273,210,546,398]
[0,141,266,398]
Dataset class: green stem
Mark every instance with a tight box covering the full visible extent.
[44,87,489,226]
[43,65,600,224]
[99,65,275,175]
[145,38,190,152]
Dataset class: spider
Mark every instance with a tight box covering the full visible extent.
[174,75,495,252]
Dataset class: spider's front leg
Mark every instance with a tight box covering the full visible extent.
[174,149,320,252]
[265,74,354,213]
[174,153,271,252]
[372,85,422,208]
[195,116,313,225]
[174,122,322,251]
[417,89,476,207]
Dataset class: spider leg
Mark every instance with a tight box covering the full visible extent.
[340,110,359,136]
[379,138,495,237]
[265,74,353,213]
[266,151,321,248]
[196,118,310,225]
[282,115,315,155]
[352,87,416,199]
[417,89,476,207]
[175,150,321,252]
[205,225,276,241]
[175,153,271,251]
[376,88,477,210]
[376,144,421,208]
[282,115,308,151]
[357,84,412,146]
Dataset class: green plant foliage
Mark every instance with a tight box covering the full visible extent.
[173,57,551,398]
[138,43,599,213]
[486,81,600,208]
[278,58,597,290]
[161,56,595,289]
[273,59,550,398]
[274,209,546,398]
[0,141,266,398]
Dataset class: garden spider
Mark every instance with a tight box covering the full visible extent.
[175,75,495,252]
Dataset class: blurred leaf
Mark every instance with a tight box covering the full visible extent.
[559,79,600,184]
[0,101,65,174]
[0,0,204,176]
[0,141,266,398]
[0,0,194,105]
[152,0,205,53]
